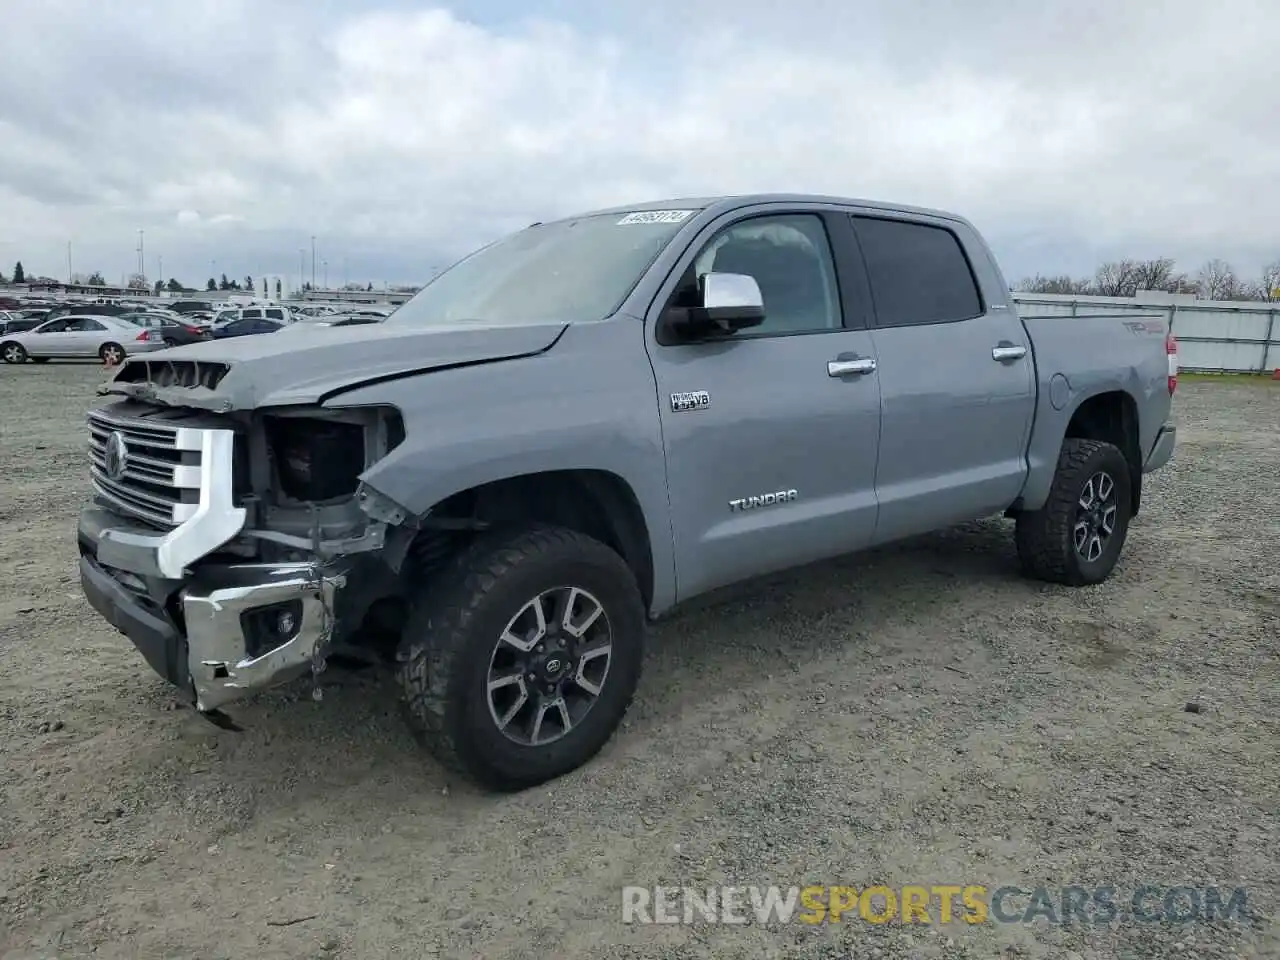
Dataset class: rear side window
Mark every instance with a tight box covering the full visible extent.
[242,308,263,319]
[265,309,284,320]
[852,217,983,327]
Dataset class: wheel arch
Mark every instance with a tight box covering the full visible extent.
[386,468,658,613]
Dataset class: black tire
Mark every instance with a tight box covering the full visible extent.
[1016,438,1133,586]
[163,337,179,347]
[397,524,645,791]
[99,342,125,365]
[1,341,27,364]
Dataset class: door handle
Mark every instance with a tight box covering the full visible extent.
[992,343,1027,362]
[828,357,877,377]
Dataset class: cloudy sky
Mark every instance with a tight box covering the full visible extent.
[0,0,1276,289]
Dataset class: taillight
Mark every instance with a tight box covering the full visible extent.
[135,330,150,342]
[182,325,200,334]
[1166,332,1178,394]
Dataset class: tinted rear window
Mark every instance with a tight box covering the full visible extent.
[852,217,983,326]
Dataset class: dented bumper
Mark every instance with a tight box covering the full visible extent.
[78,506,347,712]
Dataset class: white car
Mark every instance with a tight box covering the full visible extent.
[0,314,167,365]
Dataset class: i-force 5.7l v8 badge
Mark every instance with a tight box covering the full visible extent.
[670,390,710,412]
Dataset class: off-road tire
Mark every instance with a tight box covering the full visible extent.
[396,524,645,791]
[1,341,27,363]
[1016,438,1133,586]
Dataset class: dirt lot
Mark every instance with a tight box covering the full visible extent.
[0,364,1276,960]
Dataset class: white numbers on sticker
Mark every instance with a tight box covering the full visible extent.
[617,210,695,225]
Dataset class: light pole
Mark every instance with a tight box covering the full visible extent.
[157,255,163,291]
[66,241,72,283]
[322,259,328,289]
[299,248,305,291]
[310,235,316,289]
[137,229,145,278]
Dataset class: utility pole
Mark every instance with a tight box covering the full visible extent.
[310,235,316,289]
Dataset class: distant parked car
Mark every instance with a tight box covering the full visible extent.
[119,313,211,347]
[211,316,282,339]
[0,314,167,364]
[275,314,385,334]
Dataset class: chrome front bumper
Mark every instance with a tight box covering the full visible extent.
[79,506,347,712]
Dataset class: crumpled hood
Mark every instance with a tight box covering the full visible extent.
[100,320,568,411]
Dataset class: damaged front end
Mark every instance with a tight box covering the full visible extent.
[77,387,408,717]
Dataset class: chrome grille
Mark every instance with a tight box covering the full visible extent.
[88,408,205,528]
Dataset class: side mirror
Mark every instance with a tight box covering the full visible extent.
[660,272,766,342]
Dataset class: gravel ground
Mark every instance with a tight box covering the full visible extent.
[1,363,1276,960]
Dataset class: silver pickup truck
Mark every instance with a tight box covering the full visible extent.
[77,193,1178,791]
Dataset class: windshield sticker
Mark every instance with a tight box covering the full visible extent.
[617,210,695,225]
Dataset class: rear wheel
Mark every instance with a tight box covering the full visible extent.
[99,342,125,365]
[1016,438,1133,586]
[163,337,179,347]
[397,525,645,791]
[2,341,27,363]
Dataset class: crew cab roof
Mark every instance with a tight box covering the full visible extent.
[559,193,973,228]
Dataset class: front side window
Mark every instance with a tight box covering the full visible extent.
[852,217,983,327]
[674,213,843,335]
[36,318,69,333]
[388,210,699,328]
[265,309,285,320]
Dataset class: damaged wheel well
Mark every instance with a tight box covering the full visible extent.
[398,469,655,609]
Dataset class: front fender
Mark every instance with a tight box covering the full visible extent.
[329,320,677,614]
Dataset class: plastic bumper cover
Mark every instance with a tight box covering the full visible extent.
[1144,424,1176,473]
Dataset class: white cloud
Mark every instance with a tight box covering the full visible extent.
[0,0,1277,286]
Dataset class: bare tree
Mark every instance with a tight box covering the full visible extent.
[1128,257,1195,294]
[1196,259,1239,301]
[1014,274,1094,295]
[1094,260,1142,297]
[1250,260,1280,302]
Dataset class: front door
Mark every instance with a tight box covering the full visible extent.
[645,208,883,601]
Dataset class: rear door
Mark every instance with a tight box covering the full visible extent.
[644,205,883,600]
[848,213,1035,542]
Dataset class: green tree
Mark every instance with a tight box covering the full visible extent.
[12,261,25,283]
[166,278,183,292]
[244,275,253,291]
[206,277,217,291]
[154,279,163,294]
[218,273,230,290]
[275,278,282,297]
[87,271,105,285]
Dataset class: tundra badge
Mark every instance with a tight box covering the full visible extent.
[729,489,798,512]
[671,390,710,412]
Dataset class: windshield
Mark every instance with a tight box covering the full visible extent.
[388,209,699,327]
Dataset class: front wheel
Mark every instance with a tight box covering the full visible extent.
[397,525,645,791]
[1,341,27,363]
[1015,438,1133,586]
[99,342,125,365]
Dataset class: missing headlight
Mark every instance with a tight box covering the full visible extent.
[264,416,365,501]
